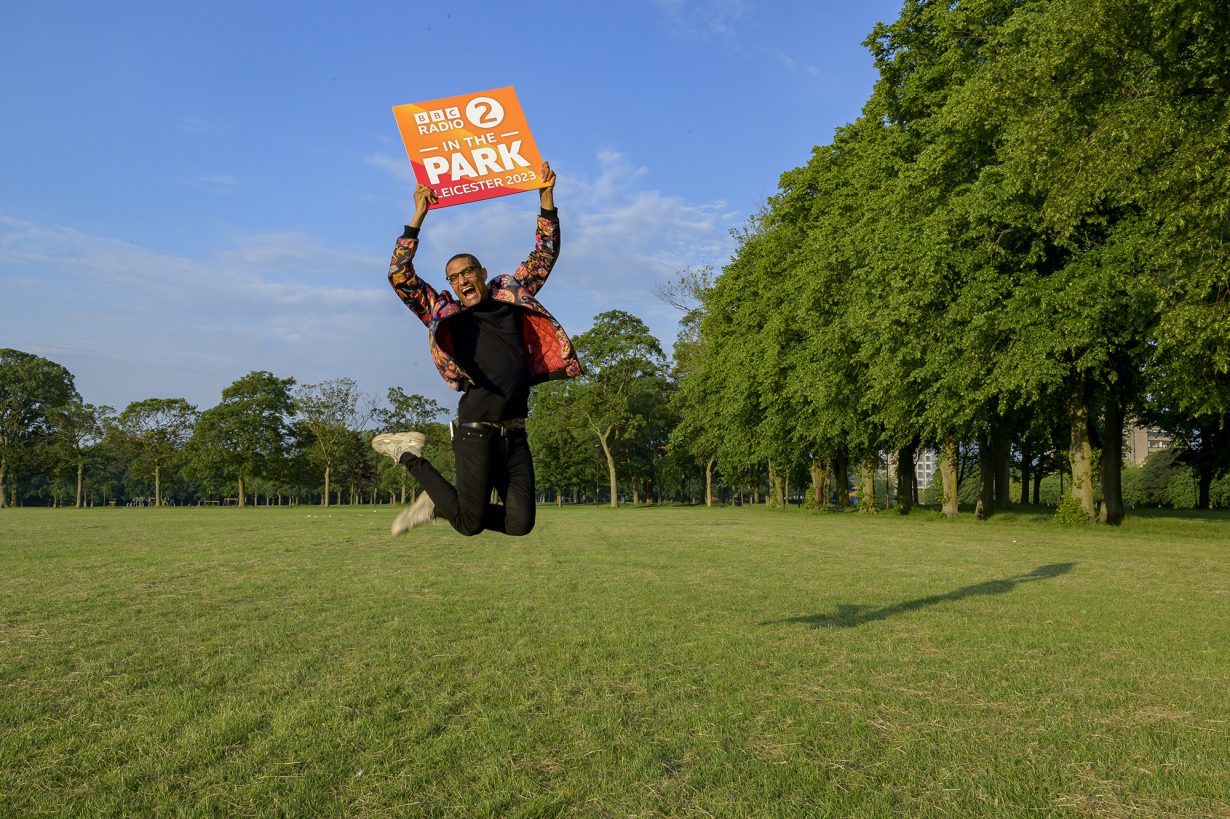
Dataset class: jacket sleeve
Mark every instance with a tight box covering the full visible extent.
[512,208,560,297]
[387,227,441,327]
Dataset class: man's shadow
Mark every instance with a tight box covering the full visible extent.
[762,563,1076,629]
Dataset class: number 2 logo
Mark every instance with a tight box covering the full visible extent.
[465,97,505,129]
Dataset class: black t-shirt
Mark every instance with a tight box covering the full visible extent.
[450,298,530,422]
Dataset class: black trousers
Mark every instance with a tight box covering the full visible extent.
[404,425,536,536]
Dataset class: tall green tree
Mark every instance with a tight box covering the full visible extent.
[0,349,79,507]
[571,310,666,507]
[50,400,113,508]
[294,378,372,507]
[115,398,197,507]
[376,387,447,432]
[374,387,448,503]
[191,371,295,507]
[527,380,592,505]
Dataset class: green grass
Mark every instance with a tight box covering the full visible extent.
[2,505,1229,816]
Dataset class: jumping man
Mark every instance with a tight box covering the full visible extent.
[372,162,582,535]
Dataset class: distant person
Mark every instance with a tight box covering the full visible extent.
[372,162,582,536]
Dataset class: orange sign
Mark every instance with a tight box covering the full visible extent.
[392,86,546,208]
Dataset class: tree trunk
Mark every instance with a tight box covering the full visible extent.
[975,435,994,520]
[1098,388,1125,524]
[769,461,786,509]
[896,445,915,513]
[1068,385,1096,522]
[597,428,618,508]
[858,456,877,513]
[76,460,85,509]
[1019,441,1031,505]
[0,459,7,508]
[994,430,1011,509]
[238,475,247,508]
[154,463,162,508]
[834,449,850,508]
[705,456,715,507]
[1198,424,1214,509]
[810,456,829,509]
[1196,421,1222,509]
[940,438,959,519]
[322,464,331,508]
[1032,466,1043,505]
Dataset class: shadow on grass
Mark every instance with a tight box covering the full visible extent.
[763,562,1076,629]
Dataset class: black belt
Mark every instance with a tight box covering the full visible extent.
[456,419,526,436]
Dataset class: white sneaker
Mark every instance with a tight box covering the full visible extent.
[391,492,436,535]
[371,431,427,462]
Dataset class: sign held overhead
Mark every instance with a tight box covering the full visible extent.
[392,86,546,208]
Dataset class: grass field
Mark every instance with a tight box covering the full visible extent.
[2,504,1229,816]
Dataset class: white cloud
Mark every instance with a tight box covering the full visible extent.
[0,215,435,410]
[651,0,753,41]
[403,149,738,352]
[0,146,742,412]
[184,174,239,190]
[365,152,414,183]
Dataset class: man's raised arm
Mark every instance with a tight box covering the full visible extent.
[388,183,442,326]
[513,161,560,296]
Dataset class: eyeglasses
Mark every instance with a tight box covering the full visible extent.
[446,264,482,284]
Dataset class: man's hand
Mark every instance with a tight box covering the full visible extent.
[410,184,438,229]
[539,161,555,211]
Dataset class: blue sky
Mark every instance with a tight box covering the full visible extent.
[1,0,901,413]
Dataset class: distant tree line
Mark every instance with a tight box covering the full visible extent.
[0,315,698,508]
[0,349,457,508]
[3,281,1225,512]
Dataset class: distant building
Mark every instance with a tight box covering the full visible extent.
[880,450,934,494]
[915,448,937,490]
[885,449,939,492]
[1126,426,1172,467]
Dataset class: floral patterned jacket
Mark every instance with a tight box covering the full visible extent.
[387,211,583,392]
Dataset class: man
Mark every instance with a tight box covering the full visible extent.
[372,162,582,536]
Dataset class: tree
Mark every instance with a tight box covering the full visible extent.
[660,268,726,505]
[116,398,197,507]
[0,349,79,507]
[571,310,667,507]
[527,381,592,505]
[377,387,447,432]
[374,387,449,503]
[191,371,295,507]
[50,400,113,508]
[294,378,373,507]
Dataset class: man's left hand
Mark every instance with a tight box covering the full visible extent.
[539,161,555,211]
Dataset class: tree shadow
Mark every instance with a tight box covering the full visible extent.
[762,562,1076,629]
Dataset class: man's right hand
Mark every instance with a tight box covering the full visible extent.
[411,184,438,229]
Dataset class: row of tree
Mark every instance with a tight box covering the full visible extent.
[1,286,1225,512]
[0,299,703,509]
[0,349,456,508]
[0,314,690,508]
[665,0,1230,523]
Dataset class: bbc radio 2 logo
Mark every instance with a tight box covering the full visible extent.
[413,97,506,135]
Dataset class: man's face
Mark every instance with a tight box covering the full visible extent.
[445,258,488,307]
